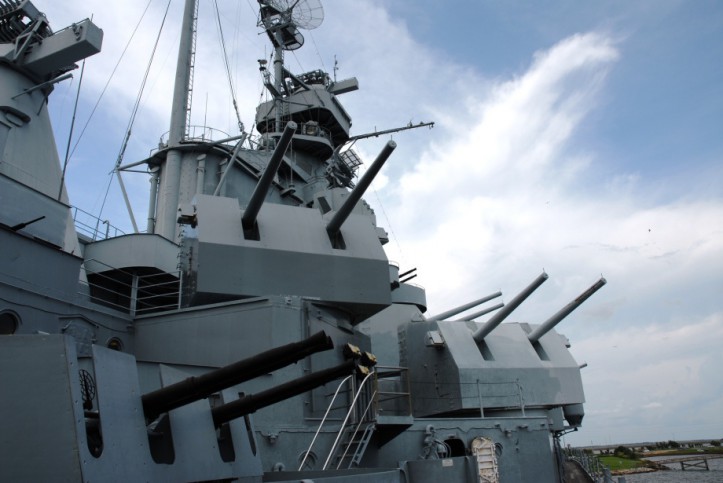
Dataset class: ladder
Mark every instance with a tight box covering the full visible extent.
[471,437,500,483]
[323,371,376,469]
[333,421,376,469]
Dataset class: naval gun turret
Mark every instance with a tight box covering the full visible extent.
[401,273,605,426]
[179,139,398,320]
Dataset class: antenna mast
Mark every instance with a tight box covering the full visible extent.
[258,0,325,133]
[153,0,198,239]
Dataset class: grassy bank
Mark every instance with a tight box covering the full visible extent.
[599,447,723,474]
[598,456,646,472]
[644,447,723,457]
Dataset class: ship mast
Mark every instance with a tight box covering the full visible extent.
[153,0,197,239]
[273,44,283,133]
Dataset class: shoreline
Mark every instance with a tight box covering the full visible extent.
[611,467,657,476]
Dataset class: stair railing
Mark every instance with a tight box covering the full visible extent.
[335,388,378,469]
[323,371,375,470]
[299,374,354,470]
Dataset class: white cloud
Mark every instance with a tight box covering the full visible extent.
[377,32,622,310]
[568,313,723,444]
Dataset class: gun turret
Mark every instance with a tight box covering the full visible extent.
[326,140,396,238]
[472,272,549,342]
[211,359,358,426]
[142,330,333,421]
[527,277,606,343]
[242,121,297,231]
[462,302,505,321]
[426,291,502,322]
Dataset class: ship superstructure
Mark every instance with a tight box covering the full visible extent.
[0,1,605,481]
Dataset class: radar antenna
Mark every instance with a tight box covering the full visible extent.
[258,0,324,50]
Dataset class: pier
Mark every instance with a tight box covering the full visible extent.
[655,454,723,471]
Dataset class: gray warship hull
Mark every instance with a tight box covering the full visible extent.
[0,1,604,481]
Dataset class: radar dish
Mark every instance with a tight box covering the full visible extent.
[267,0,324,30]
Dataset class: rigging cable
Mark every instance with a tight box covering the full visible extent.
[372,186,408,269]
[308,31,326,73]
[213,0,245,135]
[97,0,174,230]
[58,55,87,201]
[68,0,154,160]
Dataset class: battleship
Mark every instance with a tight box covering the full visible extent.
[0,1,606,481]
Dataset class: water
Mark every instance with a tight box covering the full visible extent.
[617,455,723,483]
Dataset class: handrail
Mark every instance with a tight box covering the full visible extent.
[564,448,610,482]
[80,258,182,315]
[323,371,375,470]
[72,206,126,241]
[336,389,378,469]
[372,366,412,417]
[298,374,353,471]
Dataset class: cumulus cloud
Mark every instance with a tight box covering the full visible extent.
[380,32,622,311]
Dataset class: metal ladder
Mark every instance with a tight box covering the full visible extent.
[298,374,354,470]
[322,371,376,470]
[334,420,376,469]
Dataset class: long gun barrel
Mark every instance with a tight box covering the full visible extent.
[211,359,358,426]
[242,121,297,230]
[326,140,396,237]
[527,277,607,343]
[472,272,549,342]
[142,330,333,420]
[462,302,505,321]
[426,291,502,322]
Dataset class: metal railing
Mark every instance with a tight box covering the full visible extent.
[334,389,377,469]
[72,206,126,241]
[373,366,412,417]
[299,374,354,470]
[565,448,614,483]
[408,379,527,415]
[323,371,376,470]
[80,258,181,315]
[159,125,234,146]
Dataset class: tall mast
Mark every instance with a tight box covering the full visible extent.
[153,0,197,239]
[274,45,283,133]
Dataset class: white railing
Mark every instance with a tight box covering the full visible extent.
[80,258,181,315]
[72,206,126,241]
[323,371,376,470]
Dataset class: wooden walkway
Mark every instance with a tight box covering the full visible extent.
[654,454,723,471]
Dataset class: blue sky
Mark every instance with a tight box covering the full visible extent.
[44,0,722,446]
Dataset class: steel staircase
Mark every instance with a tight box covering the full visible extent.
[300,366,414,471]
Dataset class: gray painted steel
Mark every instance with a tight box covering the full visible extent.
[0,2,605,482]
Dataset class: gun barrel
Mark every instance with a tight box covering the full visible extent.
[142,330,333,420]
[326,140,396,236]
[427,291,502,322]
[211,359,358,426]
[462,302,505,321]
[472,272,549,342]
[242,121,297,230]
[527,277,607,343]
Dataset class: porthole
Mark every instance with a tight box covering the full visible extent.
[106,337,123,351]
[0,310,20,334]
[495,442,504,457]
